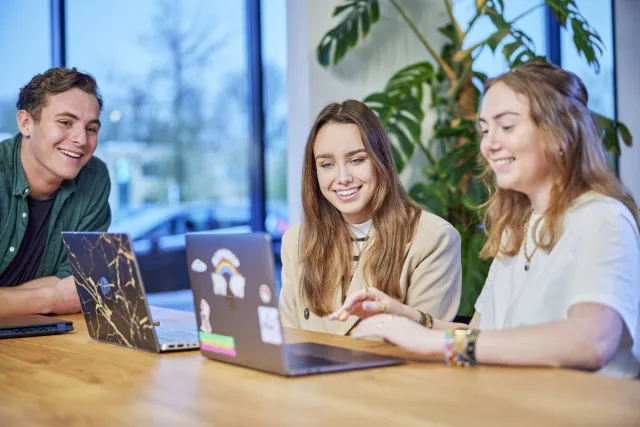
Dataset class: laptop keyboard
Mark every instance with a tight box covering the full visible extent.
[286,352,346,368]
[156,328,198,344]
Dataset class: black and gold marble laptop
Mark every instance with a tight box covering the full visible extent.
[61,232,199,353]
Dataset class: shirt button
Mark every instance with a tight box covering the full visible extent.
[22,212,27,218]
[23,189,29,195]
[9,247,15,252]
[304,308,310,320]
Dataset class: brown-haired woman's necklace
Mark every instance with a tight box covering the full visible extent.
[523,213,538,271]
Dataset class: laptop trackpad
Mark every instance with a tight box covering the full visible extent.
[286,342,391,365]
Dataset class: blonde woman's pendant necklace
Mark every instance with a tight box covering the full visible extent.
[522,213,538,272]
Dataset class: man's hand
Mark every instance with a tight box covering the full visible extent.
[0,275,80,317]
[50,276,82,314]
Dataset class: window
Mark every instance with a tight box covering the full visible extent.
[560,0,616,171]
[0,1,51,140]
[66,0,252,238]
[261,0,289,238]
[561,0,614,117]
[454,0,547,78]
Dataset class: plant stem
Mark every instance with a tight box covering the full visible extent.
[453,27,508,64]
[443,0,464,44]
[448,57,476,100]
[511,2,545,25]
[419,139,437,165]
[466,0,489,35]
[389,0,457,82]
[439,132,448,158]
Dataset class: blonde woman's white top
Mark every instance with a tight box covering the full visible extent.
[475,192,640,378]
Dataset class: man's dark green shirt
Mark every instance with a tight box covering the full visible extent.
[0,133,111,286]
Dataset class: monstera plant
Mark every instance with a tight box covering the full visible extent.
[317,0,632,316]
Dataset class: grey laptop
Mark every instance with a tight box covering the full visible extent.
[61,232,199,353]
[185,231,404,376]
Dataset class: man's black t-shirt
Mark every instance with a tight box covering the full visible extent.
[0,196,55,287]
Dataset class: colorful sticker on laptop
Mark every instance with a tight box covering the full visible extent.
[257,306,283,346]
[259,284,272,304]
[199,331,236,357]
[199,299,212,333]
[210,249,245,299]
[191,258,207,273]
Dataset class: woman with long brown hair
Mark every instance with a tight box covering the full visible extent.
[278,100,462,335]
[340,62,640,378]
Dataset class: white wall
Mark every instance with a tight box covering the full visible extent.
[614,0,640,203]
[286,0,448,224]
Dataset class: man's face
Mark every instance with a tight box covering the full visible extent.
[21,88,101,183]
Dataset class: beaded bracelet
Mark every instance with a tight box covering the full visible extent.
[443,328,479,367]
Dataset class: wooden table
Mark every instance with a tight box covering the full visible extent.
[1,307,639,427]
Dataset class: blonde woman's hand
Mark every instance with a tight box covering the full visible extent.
[328,287,420,322]
[352,314,444,356]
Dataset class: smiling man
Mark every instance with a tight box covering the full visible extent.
[0,67,111,317]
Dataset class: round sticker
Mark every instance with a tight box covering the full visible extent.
[259,284,272,304]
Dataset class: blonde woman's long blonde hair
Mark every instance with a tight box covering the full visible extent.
[478,61,639,259]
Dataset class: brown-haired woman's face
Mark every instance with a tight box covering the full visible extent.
[479,82,551,197]
[313,123,377,224]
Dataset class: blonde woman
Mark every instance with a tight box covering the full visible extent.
[338,62,640,379]
[278,100,462,335]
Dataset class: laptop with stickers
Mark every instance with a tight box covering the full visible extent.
[61,232,199,353]
[185,231,404,376]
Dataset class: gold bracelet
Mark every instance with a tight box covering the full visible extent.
[417,310,433,328]
[424,312,433,329]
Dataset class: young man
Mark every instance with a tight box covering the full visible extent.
[0,67,111,317]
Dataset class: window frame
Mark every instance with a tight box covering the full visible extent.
[50,0,271,236]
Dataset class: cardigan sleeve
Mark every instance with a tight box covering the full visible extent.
[278,226,301,328]
[404,223,462,321]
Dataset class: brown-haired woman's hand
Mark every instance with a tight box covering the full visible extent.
[352,314,444,356]
[327,286,420,322]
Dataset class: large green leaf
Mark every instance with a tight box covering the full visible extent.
[364,92,423,172]
[438,23,458,43]
[424,140,479,190]
[474,71,488,85]
[479,0,505,16]
[385,61,435,103]
[457,225,490,316]
[463,176,489,208]
[486,28,511,52]
[594,113,633,155]
[545,0,604,72]
[436,141,478,173]
[389,143,405,172]
[502,30,544,68]
[317,0,380,67]
[433,122,477,140]
[450,156,479,187]
[484,2,508,30]
[409,182,449,217]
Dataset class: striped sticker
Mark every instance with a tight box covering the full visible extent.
[199,332,236,357]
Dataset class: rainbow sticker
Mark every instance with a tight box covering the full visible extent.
[210,249,246,299]
[214,259,238,276]
[199,332,236,357]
